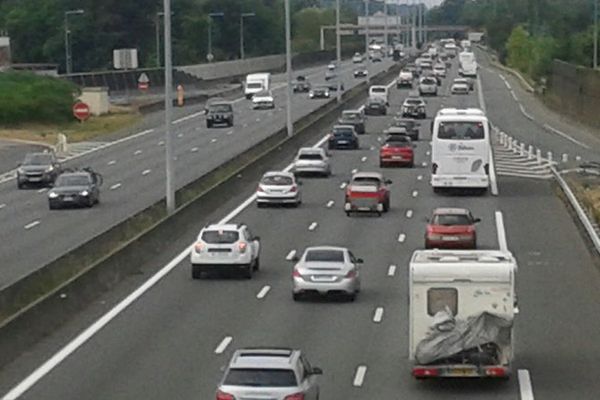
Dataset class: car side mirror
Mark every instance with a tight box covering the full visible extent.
[385,179,392,184]
[253,236,261,241]
[474,218,481,223]
[356,258,364,264]
[297,181,303,186]
[291,255,300,262]
[311,367,323,375]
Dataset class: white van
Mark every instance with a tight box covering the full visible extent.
[368,85,389,106]
[244,73,271,99]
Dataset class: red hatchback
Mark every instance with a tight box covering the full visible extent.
[379,135,415,167]
[425,207,480,249]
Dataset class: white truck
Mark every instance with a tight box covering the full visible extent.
[458,51,477,77]
[409,250,517,379]
[244,73,271,99]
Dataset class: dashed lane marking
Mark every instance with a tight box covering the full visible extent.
[24,220,40,230]
[108,160,116,165]
[373,307,384,323]
[110,183,122,190]
[158,141,165,146]
[211,138,218,143]
[518,369,535,400]
[495,210,508,252]
[353,366,367,387]
[37,188,47,194]
[406,210,413,218]
[134,150,142,155]
[387,265,397,276]
[412,190,418,198]
[340,182,347,190]
[361,156,367,162]
[326,200,335,208]
[214,336,233,354]
[417,175,423,181]
[191,147,199,153]
[308,222,318,231]
[142,169,151,176]
[256,286,271,299]
[421,162,428,167]
[352,169,358,174]
[0,204,6,210]
[285,250,297,261]
[398,233,406,243]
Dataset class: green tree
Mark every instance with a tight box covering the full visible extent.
[505,25,532,73]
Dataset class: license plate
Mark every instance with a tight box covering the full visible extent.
[312,276,336,282]
[338,140,348,144]
[442,236,459,241]
[28,177,41,182]
[449,368,476,376]
[392,156,404,160]
[63,196,74,201]
[358,207,371,211]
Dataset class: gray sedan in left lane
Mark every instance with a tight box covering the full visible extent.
[291,246,362,301]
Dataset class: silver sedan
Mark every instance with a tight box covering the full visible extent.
[291,246,362,301]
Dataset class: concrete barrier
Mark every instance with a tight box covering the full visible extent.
[0,61,403,368]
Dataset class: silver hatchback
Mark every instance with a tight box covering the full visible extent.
[256,171,301,207]
[291,147,331,177]
[217,348,322,400]
[292,246,362,301]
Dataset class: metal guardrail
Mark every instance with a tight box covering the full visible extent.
[551,166,600,256]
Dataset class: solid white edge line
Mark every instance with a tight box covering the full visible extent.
[518,369,535,400]
[542,123,590,149]
[1,244,193,400]
[353,365,367,387]
[24,221,40,230]
[173,111,205,125]
[387,265,396,277]
[489,147,499,196]
[285,250,297,261]
[495,210,508,252]
[477,74,487,114]
[373,307,384,323]
[214,336,233,355]
[256,285,271,299]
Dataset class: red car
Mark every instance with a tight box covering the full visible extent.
[425,207,480,249]
[344,172,392,216]
[379,135,415,167]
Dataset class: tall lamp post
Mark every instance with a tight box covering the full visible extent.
[207,12,224,62]
[155,12,164,67]
[240,12,255,60]
[594,0,598,69]
[64,9,84,74]
[284,0,293,137]
[163,0,175,213]
[336,0,342,103]
[365,0,371,83]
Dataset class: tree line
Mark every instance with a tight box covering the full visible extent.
[0,0,357,73]
[427,0,599,79]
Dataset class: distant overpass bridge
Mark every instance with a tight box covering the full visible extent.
[320,24,469,50]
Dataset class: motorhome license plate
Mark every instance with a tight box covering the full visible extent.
[449,368,476,376]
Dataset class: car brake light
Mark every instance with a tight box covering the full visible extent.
[432,163,438,174]
[257,185,264,193]
[290,185,297,193]
[216,391,235,400]
[194,242,204,253]
[413,367,439,377]
[292,269,302,278]
[284,393,305,400]
[238,242,248,253]
[485,367,507,377]
[346,269,357,278]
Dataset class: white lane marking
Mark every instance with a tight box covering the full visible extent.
[107,160,116,166]
[489,147,499,196]
[308,222,318,231]
[387,265,397,276]
[417,175,423,181]
[256,117,261,122]
[0,204,6,210]
[425,150,430,156]
[518,369,535,400]
[477,73,487,113]
[158,141,165,146]
[134,150,142,155]
[37,188,48,194]
[24,221,40,230]
[369,146,375,151]
[351,169,358,174]
[412,190,418,198]
[421,161,428,167]
[211,138,218,143]
[373,307,384,323]
[226,130,233,135]
[542,124,590,149]
[177,133,183,138]
[340,182,347,190]
[191,147,199,153]
[406,210,413,218]
[256,285,271,299]
[518,103,534,121]
[142,169,151,176]
[510,90,518,101]
[110,183,122,190]
[353,365,367,387]
[358,105,365,112]
[214,336,233,354]
[495,210,508,252]
[285,250,297,261]
[173,111,205,125]
[326,200,335,208]
[398,233,406,243]
[361,156,367,162]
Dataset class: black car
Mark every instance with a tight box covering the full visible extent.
[391,118,420,141]
[328,125,359,150]
[365,97,387,116]
[293,80,311,93]
[338,110,366,134]
[353,66,368,78]
[310,85,330,99]
[17,152,62,189]
[205,101,234,128]
[48,168,102,209]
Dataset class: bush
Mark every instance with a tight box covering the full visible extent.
[0,72,78,125]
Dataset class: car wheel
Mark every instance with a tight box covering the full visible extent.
[191,265,203,280]
[49,202,57,210]
[409,161,414,168]
[348,293,356,302]
[243,264,252,279]
[345,211,351,217]
[253,257,260,271]
[384,199,390,212]
[95,195,100,205]
[257,202,265,208]
[207,121,212,128]
[379,161,385,168]
[87,198,94,208]
[17,181,24,189]
[292,293,302,302]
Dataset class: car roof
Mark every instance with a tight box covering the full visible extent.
[352,171,383,179]
[304,245,348,253]
[209,101,232,106]
[229,348,297,370]
[263,171,294,179]
[204,223,241,231]
[432,207,470,215]
[59,172,90,178]
[298,147,325,154]
[342,109,361,114]
[385,135,410,142]
[333,124,354,130]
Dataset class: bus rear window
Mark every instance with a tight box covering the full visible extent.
[437,122,484,140]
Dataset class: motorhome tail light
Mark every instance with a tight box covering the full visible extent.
[432,163,438,174]
[216,391,235,400]
[284,393,305,400]
[413,367,439,378]
[485,367,507,377]
[238,242,248,253]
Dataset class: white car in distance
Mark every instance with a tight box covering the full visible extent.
[256,171,301,207]
[252,90,275,109]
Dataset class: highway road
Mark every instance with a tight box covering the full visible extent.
[1,55,598,400]
[0,58,395,288]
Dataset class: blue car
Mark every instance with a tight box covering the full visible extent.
[328,125,359,150]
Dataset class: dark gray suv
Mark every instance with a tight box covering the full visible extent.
[206,101,234,128]
[17,152,62,189]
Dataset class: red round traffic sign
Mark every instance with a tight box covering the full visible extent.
[138,81,149,91]
[73,102,91,122]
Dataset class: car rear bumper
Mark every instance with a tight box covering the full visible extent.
[425,236,476,249]
[18,174,54,185]
[293,165,330,175]
[293,277,359,295]
[49,195,90,208]
[345,200,383,213]
[329,141,357,149]
[190,254,252,265]
[431,175,489,189]
[256,193,300,204]
[380,156,413,165]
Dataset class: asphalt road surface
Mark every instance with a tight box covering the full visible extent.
[1,55,598,400]
[0,58,394,289]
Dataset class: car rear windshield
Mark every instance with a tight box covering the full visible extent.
[209,104,232,113]
[385,138,410,147]
[422,78,436,84]
[223,368,297,387]
[305,250,345,262]
[56,175,90,186]
[352,177,380,185]
[201,230,239,244]
[342,112,360,120]
[246,82,263,89]
[298,153,323,160]
[333,128,353,136]
[23,154,52,165]
[371,87,385,93]
[437,122,485,140]
[262,175,293,186]
[406,99,422,105]
[433,214,472,225]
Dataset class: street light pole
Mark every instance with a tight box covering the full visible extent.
[156,12,164,67]
[240,12,255,60]
[384,0,388,51]
[163,0,175,214]
[594,0,598,69]
[284,0,293,137]
[64,9,84,75]
[365,0,371,83]
[207,12,224,63]
[336,0,342,103]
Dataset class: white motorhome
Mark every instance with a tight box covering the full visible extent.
[459,51,477,77]
[244,73,271,99]
[409,250,517,379]
[430,108,490,192]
